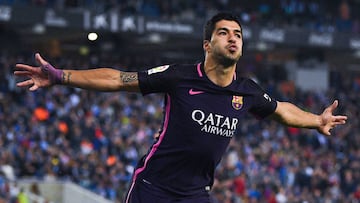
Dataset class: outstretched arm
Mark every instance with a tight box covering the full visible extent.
[270,100,347,136]
[60,68,139,92]
[14,53,140,92]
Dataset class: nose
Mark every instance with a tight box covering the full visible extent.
[228,33,237,42]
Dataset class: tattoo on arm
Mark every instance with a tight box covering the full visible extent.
[120,72,138,84]
[62,72,72,84]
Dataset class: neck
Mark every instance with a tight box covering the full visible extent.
[204,56,236,87]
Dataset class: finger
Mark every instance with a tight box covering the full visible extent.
[327,129,332,136]
[332,120,346,125]
[323,130,331,136]
[333,115,348,121]
[29,85,39,91]
[35,53,48,66]
[328,100,339,112]
[326,125,334,135]
[17,79,34,87]
[14,71,32,77]
[15,64,37,72]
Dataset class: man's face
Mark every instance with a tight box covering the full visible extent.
[204,20,243,66]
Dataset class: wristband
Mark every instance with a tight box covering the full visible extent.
[41,63,63,84]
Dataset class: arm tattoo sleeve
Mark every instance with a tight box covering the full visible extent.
[120,72,138,84]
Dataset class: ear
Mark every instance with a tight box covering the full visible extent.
[203,40,210,52]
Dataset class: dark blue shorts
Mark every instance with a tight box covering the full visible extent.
[124,179,211,203]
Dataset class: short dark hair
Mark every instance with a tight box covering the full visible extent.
[203,12,242,41]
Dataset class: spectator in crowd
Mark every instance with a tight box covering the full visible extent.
[336,1,353,32]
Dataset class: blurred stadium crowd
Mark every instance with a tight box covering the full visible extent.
[0,0,360,203]
[0,0,360,33]
[0,54,359,203]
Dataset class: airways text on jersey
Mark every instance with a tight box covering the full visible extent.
[191,109,238,137]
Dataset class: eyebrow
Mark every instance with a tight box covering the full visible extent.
[217,27,242,34]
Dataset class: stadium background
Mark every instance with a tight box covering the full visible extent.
[0,0,360,202]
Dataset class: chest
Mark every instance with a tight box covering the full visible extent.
[165,84,252,139]
[172,85,250,118]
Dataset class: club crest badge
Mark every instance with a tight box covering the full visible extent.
[232,96,243,110]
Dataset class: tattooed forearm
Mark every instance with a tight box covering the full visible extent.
[62,72,72,84]
[120,72,138,84]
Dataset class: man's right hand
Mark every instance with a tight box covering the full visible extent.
[14,53,63,91]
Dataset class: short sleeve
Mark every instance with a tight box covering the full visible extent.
[247,79,277,119]
[138,64,179,95]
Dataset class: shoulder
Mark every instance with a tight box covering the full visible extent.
[234,76,263,89]
[157,63,201,78]
[229,76,272,99]
[145,63,196,73]
[139,63,199,83]
[138,63,200,94]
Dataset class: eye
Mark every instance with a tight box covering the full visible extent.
[235,33,242,38]
[219,31,227,35]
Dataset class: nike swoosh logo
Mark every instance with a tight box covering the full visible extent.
[189,89,204,95]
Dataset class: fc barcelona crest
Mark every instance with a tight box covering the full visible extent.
[232,96,243,110]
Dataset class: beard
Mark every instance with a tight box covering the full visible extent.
[213,51,241,67]
[211,45,242,67]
